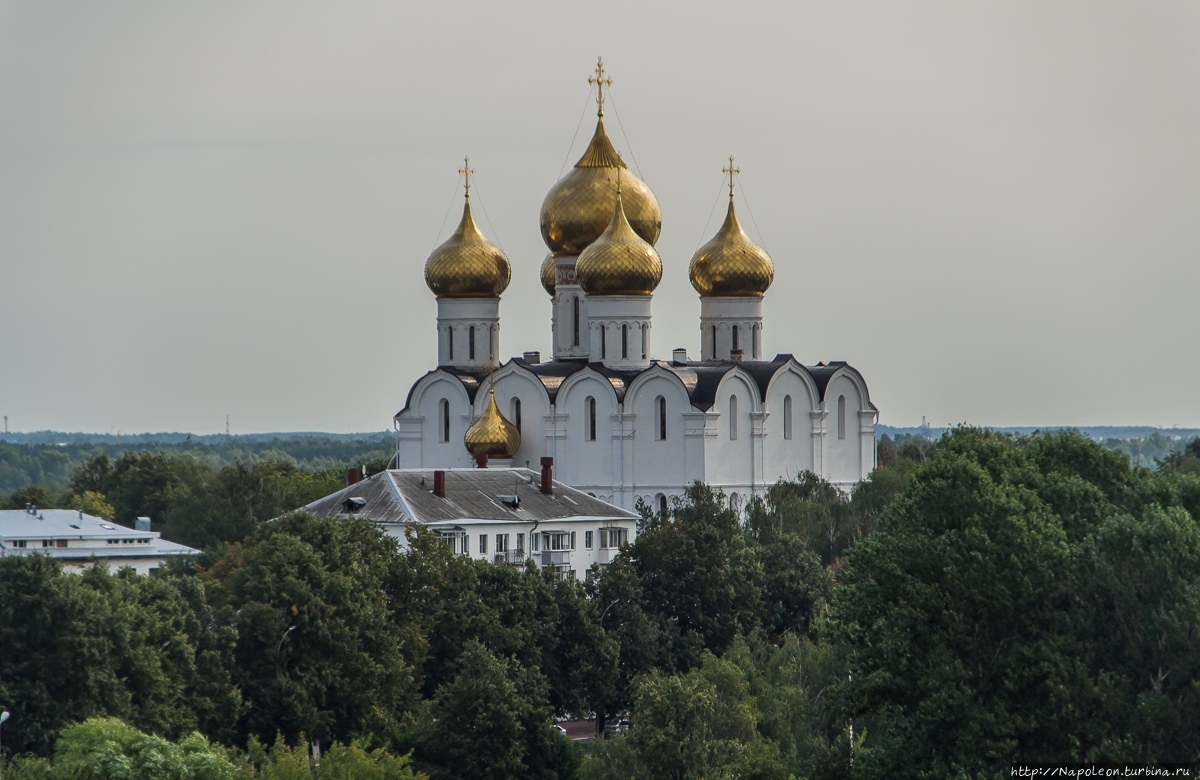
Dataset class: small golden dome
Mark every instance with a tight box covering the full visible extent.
[539,118,662,256]
[539,253,556,297]
[464,388,521,459]
[576,184,663,296]
[689,160,773,297]
[425,193,511,299]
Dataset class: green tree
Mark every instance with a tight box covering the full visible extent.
[49,717,238,780]
[222,513,414,746]
[399,641,578,780]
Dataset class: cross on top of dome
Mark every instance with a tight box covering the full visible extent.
[588,57,613,118]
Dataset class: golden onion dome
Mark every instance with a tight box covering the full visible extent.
[539,118,661,256]
[689,197,774,297]
[464,387,521,459]
[539,253,556,297]
[424,192,511,299]
[576,183,663,296]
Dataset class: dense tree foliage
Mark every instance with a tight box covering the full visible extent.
[2,429,1199,778]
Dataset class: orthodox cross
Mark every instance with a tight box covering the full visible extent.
[588,57,613,118]
[459,155,475,199]
[724,155,740,200]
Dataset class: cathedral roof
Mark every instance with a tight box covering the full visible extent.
[397,355,858,418]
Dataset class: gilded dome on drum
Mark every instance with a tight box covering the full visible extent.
[464,388,521,459]
[576,187,663,296]
[540,119,661,257]
[424,196,511,299]
[689,198,774,297]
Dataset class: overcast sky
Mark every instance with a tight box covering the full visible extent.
[1,1,1198,434]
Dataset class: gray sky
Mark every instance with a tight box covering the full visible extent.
[2,1,1198,434]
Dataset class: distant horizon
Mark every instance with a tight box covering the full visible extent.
[3,423,1199,441]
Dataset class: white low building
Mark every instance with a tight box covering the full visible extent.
[0,506,199,575]
[301,464,638,580]
[392,61,878,512]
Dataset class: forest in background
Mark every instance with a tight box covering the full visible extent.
[1,431,1199,777]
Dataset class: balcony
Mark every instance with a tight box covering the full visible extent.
[540,550,570,567]
[597,548,615,564]
[493,550,529,565]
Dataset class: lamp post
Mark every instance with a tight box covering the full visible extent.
[276,626,297,660]
[1,710,11,780]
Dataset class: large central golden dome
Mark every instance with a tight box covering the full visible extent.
[425,191,511,299]
[540,118,661,256]
[576,184,663,296]
[464,387,521,459]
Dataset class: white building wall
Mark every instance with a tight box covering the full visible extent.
[626,373,693,505]
[555,373,619,499]
[703,373,758,499]
[823,374,866,486]
[762,368,818,480]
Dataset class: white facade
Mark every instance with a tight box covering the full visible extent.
[0,507,199,575]
[396,353,877,513]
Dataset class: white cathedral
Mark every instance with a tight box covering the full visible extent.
[393,61,878,514]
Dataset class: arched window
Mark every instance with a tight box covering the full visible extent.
[752,325,758,358]
[586,397,597,441]
[512,398,522,432]
[489,325,494,361]
[838,395,847,440]
[600,326,606,359]
[621,324,628,359]
[469,325,476,361]
[732,324,739,354]
[656,396,667,440]
[729,395,738,440]
[783,395,793,440]
[711,325,717,358]
[657,494,667,515]
[448,327,454,360]
[729,492,741,515]
[440,399,450,443]
[641,324,647,359]
[572,296,580,347]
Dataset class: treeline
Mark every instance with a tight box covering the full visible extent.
[2,451,394,551]
[0,434,393,495]
[2,431,1200,777]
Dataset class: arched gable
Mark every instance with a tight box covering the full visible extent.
[624,364,694,412]
[819,364,875,414]
[763,358,820,413]
[402,370,475,421]
[712,367,764,413]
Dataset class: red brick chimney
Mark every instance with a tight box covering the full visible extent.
[347,467,363,486]
[540,457,553,494]
[433,470,446,497]
[475,454,489,469]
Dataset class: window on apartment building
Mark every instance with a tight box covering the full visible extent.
[531,533,540,552]
[12,540,26,548]
[516,533,524,553]
[545,532,570,551]
[496,533,509,553]
[570,531,576,550]
[479,534,488,554]
[56,539,68,548]
[599,528,628,549]
[585,531,593,549]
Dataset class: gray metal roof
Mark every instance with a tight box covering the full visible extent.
[0,509,199,559]
[302,468,638,526]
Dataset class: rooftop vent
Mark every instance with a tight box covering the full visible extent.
[672,348,688,364]
[135,517,151,532]
[497,494,520,509]
[344,496,367,513]
[433,470,446,498]
[523,351,541,364]
[730,349,744,362]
